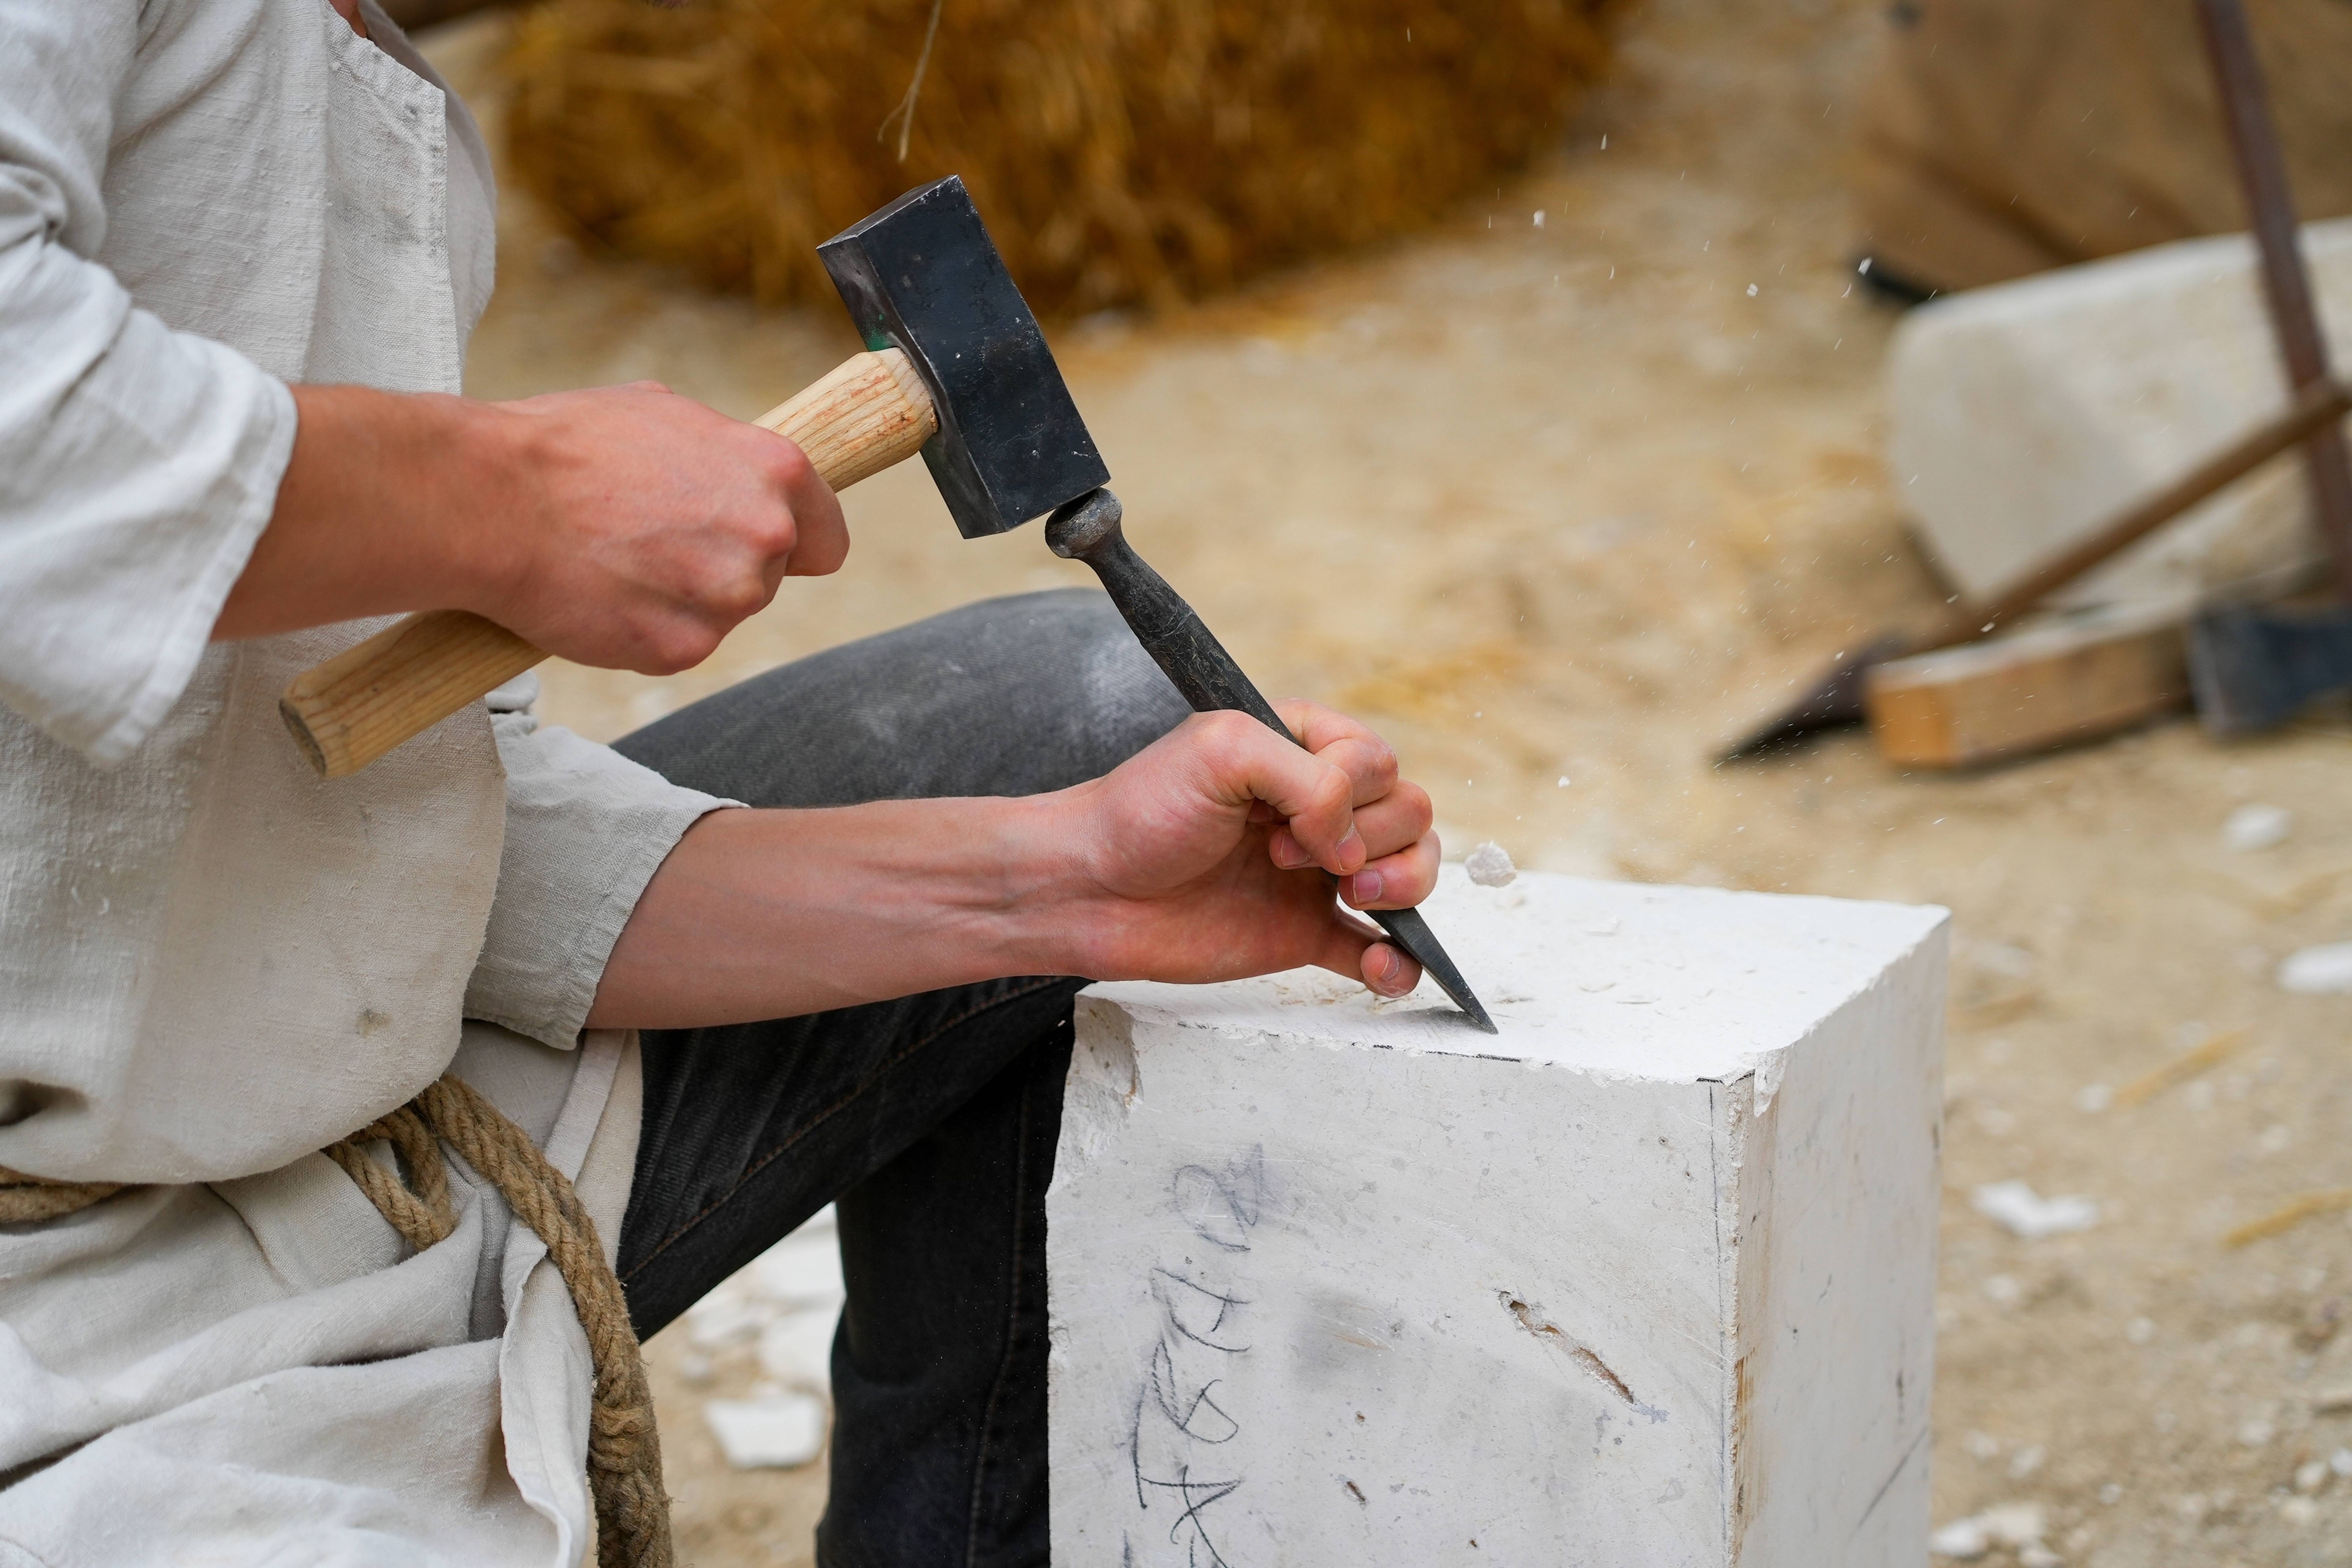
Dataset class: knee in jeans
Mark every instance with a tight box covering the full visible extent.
[612,586,1196,805]
[990,589,1191,767]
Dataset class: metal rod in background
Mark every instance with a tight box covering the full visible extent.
[2195,0,2352,595]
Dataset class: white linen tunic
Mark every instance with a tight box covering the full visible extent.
[0,3,731,1562]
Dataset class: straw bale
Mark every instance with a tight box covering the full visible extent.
[501,0,1617,316]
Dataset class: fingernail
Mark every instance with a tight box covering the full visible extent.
[1351,869,1383,905]
[1368,946,1396,983]
[1271,835,1309,869]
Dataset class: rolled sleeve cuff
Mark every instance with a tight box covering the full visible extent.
[466,703,740,1048]
[82,364,296,765]
[0,251,302,764]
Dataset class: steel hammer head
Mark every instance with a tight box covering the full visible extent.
[819,177,1109,538]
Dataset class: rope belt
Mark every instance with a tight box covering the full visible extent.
[0,1168,124,1223]
[0,1073,671,1568]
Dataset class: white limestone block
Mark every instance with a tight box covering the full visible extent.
[1887,218,2352,609]
[1046,869,1947,1567]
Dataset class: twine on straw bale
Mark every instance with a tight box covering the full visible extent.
[502,0,1619,315]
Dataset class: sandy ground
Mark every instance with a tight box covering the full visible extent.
[424,3,2352,1562]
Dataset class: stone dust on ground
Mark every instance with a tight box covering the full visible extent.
[423,2,2352,1563]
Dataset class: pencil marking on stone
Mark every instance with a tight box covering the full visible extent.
[1129,1152,1266,1564]
[1149,1268,1251,1353]
[1170,1148,1264,1252]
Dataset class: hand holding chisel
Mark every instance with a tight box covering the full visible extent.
[1048,489,1496,1032]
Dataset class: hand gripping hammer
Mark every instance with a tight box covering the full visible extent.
[279,176,1494,1032]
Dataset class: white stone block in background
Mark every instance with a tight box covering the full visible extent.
[1887,218,2352,610]
[1047,869,1946,1567]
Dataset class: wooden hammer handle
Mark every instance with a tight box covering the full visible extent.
[279,348,937,778]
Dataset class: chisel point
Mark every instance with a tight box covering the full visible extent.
[1371,905,1498,1033]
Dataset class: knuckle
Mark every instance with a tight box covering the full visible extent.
[764,437,817,490]
[713,575,770,619]
[1195,708,1259,755]
[639,628,710,676]
[755,515,800,560]
[1313,767,1354,816]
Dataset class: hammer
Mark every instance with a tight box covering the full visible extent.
[280,176,1495,1032]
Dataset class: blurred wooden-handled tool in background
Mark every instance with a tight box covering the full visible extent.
[1720,0,2352,764]
[1717,374,2352,760]
[278,349,937,778]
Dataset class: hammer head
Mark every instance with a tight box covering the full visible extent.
[820,177,1109,538]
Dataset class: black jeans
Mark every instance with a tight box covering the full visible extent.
[609,590,1188,1568]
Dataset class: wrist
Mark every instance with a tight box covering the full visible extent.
[977,787,1118,979]
[424,395,536,626]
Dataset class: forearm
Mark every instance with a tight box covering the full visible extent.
[585,796,1091,1028]
[587,702,1443,1030]
[214,379,842,669]
[214,385,510,641]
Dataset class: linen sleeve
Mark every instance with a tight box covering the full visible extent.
[465,675,741,1049]
[0,1,300,763]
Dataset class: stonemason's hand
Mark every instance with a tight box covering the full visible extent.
[214,381,848,672]
[586,700,1439,1030]
[1057,701,1438,996]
